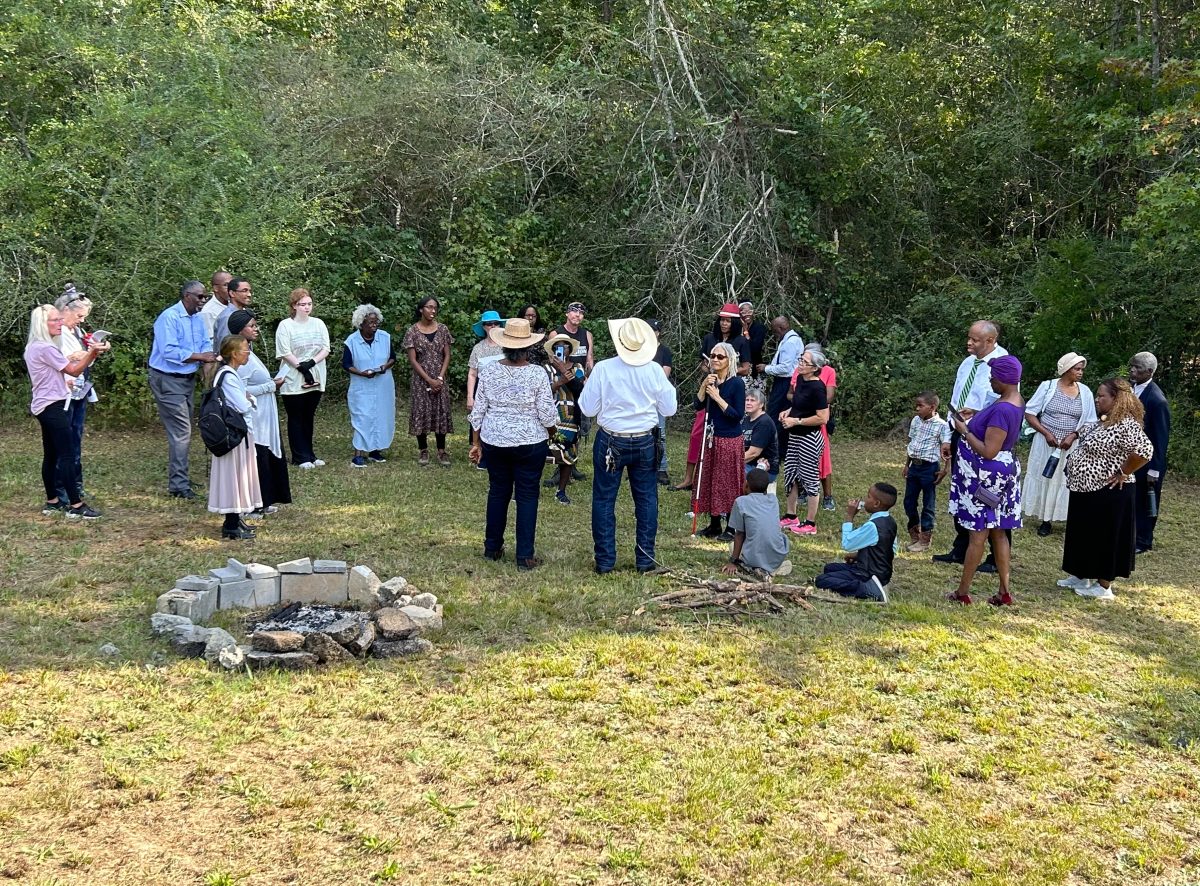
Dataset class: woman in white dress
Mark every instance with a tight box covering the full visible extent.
[208,335,262,540]
[1022,352,1096,537]
[229,310,291,517]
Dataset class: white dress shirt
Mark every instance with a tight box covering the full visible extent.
[199,296,227,341]
[579,356,678,433]
[950,344,1009,412]
[1133,379,1150,398]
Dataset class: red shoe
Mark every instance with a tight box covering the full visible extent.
[987,591,1015,607]
[947,591,972,605]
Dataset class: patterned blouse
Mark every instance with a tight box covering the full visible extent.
[1065,418,1154,493]
[468,361,557,447]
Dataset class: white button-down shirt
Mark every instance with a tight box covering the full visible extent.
[579,356,678,433]
[950,344,1009,412]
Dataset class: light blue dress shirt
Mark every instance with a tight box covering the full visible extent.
[149,301,212,374]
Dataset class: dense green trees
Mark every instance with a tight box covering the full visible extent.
[2,0,1196,468]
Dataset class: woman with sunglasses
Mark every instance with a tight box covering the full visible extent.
[693,341,746,539]
[779,349,829,535]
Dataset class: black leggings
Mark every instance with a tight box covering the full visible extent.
[36,401,81,505]
[416,433,447,451]
[282,391,322,464]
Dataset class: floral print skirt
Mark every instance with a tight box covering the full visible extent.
[948,441,1023,531]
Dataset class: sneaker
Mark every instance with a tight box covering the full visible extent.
[243,509,265,521]
[791,521,817,536]
[169,488,198,500]
[716,529,735,542]
[313,459,326,467]
[368,451,387,463]
[773,560,793,578]
[298,461,316,470]
[867,575,889,604]
[555,490,571,505]
[262,505,279,514]
[779,516,799,529]
[1076,584,1115,601]
[418,450,430,467]
[351,455,368,468]
[822,495,836,511]
[65,503,101,520]
[1057,575,1088,589]
[41,501,67,516]
[437,450,451,468]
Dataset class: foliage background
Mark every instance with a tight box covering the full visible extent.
[1,0,1197,469]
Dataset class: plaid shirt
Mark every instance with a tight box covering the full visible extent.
[907,415,951,462]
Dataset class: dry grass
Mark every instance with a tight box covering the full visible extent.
[1,411,1199,885]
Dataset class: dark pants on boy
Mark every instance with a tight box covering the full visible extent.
[815,562,882,600]
[904,458,939,532]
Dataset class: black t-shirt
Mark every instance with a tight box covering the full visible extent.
[788,378,828,435]
[742,413,779,473]
[653,343,673,379]
[745,321,768,369]
[554,324,590,366]
[700,333,751,369]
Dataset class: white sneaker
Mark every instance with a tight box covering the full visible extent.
[773,559,793,578]
[1075,583,1115,601]
[869,575,889,604]
[313,459,326,467]
[298,461,316,470]
[1057,575,1087,589]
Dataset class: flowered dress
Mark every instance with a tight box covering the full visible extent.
[948,400,1024,531]
[402,323,454,437]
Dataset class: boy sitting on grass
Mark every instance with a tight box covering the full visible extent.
[813,482,898,603]
[721,468,792,578]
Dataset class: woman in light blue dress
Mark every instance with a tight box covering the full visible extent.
[343,304,396,467]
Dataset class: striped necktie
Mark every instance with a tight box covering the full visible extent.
[956,358,984,409]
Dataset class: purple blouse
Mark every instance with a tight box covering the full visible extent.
[25,341,70,416]
[966,400,1024,451]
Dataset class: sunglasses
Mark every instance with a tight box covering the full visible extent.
[709,353,728,360]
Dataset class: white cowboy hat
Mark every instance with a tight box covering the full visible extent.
[542,332,580,358]
[606,317,658,367]
[487,317,546,349]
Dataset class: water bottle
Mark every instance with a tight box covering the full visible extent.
[1147,487,1158,517]
[1041,451,1060,479]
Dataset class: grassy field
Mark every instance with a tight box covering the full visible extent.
[1,407,1198,885]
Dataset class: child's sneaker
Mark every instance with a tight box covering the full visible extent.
[791,521,817,535]
[555,490,571,505]
[779,516,799,529]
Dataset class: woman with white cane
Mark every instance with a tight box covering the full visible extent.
[692,342,746,540]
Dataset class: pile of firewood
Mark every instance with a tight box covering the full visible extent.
[634,575,818,617]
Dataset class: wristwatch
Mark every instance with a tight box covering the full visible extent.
[728,556,743,565]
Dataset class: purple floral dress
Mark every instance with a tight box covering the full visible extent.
[948,400,1024,531]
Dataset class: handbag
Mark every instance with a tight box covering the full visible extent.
[973,482,1002,509]
[198,369,248,457]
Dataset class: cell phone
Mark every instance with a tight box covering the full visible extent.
[947,405,965,425]
[90,330,112,343]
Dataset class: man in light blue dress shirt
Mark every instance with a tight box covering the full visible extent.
[762,316,804,455]
[148,281,218,498]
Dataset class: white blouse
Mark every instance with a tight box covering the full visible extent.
[238,350,283,458]
[275,317,330,395]
[468,361,556,447]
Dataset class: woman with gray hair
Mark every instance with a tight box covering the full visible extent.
[779,347,829,534]
[790,341,838,509]
[343,304,396,468]
[54,285,101,500]
[693,341,747,539]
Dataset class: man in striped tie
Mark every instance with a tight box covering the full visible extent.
[932,320,1010,569]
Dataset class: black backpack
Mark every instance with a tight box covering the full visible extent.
[198,368,248,457]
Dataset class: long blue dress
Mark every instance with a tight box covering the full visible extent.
[344,330,396,452]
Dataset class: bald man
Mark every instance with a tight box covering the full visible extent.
[200,270,233,341]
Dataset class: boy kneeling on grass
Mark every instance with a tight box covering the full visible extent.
[721,468,792,578]
[813,482,898,603]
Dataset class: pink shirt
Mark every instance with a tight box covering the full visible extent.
[25,341,70,416]
[789,364,838,393]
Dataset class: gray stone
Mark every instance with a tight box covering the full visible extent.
[150,613,193,636]
[347,565,382,607]
[208,564,244,583]
[277,557,313,574]
[245,650,319,671]
[372,637,434,659]
[218,579,256,610]
[400,604,444,633]
[343,619,376,657]
[217,644,247,670]
[226,557,246,573]
[410,592,438,611]
[250,574,280,608]
[99,643,120,658]
[245,562,280,580]
[170,625,212,658]
[378,576,408,604]
[280,571,348,605]
[156,587,217,623]
[303,632,353,663]
[324,613,369,645]
[175,574,219,593]
[250,630,305,652]
[203,628,238,665]
[374,607,418,640]
[312,559,348,573]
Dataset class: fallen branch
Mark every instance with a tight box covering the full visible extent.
[635,575,815,616]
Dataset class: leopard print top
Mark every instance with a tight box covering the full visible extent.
[1064,418,1154,493]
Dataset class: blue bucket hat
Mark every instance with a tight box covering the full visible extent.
[472,310,506,338]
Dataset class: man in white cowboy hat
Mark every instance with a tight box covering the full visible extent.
[579,318,678,574]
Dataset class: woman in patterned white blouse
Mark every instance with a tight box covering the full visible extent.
[1060,378,1154,601]
[468,318,558,571]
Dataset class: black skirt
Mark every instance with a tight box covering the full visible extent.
[255,444,292,509]
[1062,485,1136,581]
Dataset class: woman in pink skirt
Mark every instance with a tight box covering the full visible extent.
[693,342,747,540]
[208,336,263,541]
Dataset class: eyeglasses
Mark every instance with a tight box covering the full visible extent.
[483,322,500,327]
[709,353,728,360]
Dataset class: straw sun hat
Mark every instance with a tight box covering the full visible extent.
[487,317,546,349]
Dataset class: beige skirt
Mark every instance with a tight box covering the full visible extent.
[208,430,263,514]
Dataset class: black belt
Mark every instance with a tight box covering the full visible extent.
[907,456,940,466]
[150,367,196,379]
[600,426,654,439]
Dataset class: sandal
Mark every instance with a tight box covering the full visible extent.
[418,449,430,466]
[946,591,972,605]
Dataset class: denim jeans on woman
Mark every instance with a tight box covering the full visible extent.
[591,429,659,573]
[482,440,549,561]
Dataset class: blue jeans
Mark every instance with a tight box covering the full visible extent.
[591,429,659,572]
[814,562,880,600]
[54,396,87,501]
[903,459,939,532]
[483,440,548,561]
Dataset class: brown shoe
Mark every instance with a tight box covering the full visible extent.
[907,526,920,546]
[907,530,932,553]
[418,449,430,466]
[437,450,451,468]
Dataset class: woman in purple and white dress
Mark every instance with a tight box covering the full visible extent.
[947,355,1025,607]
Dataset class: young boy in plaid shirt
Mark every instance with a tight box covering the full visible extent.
[902,391,951,552]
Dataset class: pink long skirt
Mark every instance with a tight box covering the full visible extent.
[208,431,263,515]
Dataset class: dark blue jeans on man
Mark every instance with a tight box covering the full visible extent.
[54,397,87,501]
[483,440,548,562]
[591,429,659,573]
[903,459,939,532]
